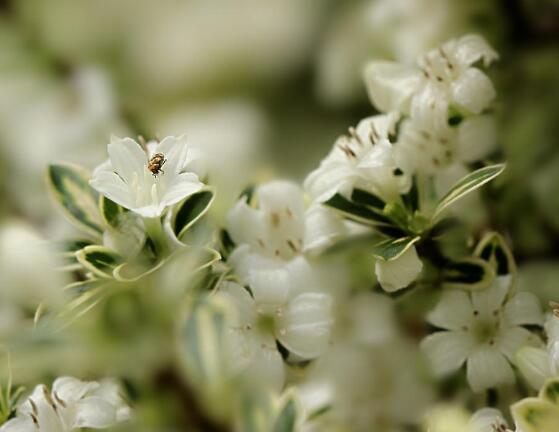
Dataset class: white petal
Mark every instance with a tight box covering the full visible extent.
[217,281,256,327]
[303,205,347,254]
[90,171,134,210]
[156,135,189,175]
[0,417,35,432]
[355,112,399,142]
[74,396,118,428]
[453,34,498,67]
[349,292,396,344]
[456,115,497,163]
[471,275,511,320]
[375,245,423,292]
[304,159,356,203]
[53,376,99,403]
[469,408,508,432]
[545,314,559,344]
[516,346,552,390]
[248,266,291,312]
[427,290,474,330]
[107,137,146,184]
[466,346,515,392]
[245,335,285,392]
[130,203,165,218]
[497,326,542,363]
[226,199,264,248]
[257,181,305,219]
[451,67,496,114]
[277,292,333,358]
[284,256,319,298]
[421,331,476,377]
[364,61,422,113]
[161,172,204,207]
[503,292,544,326]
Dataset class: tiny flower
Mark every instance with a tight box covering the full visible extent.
[469,408,511,432]
[421,276,543,392]
[217,281,333,390]
[365,34,498,118]
[0,377,130,432]
[304,113,410,204]
[375,245,423,292]
[90,135,203,218]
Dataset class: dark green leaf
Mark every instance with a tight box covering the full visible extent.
[172,189,215,240]
[351,188,385,209]
[474,232,516,276]
[372,236,420,261]
[442,257,495,290]
[324,193,392,226]
[75,245,123,278]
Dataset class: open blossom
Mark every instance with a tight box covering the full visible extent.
[0,377,130,432]
[365,34,498,120]
[304,113,410,204]
[90,135,203,218]
[421,275,543,392]
[217,281,333,390]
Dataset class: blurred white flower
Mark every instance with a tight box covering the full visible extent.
[365,34,498,118]
[0,222,68,337]
[375,245,423,292]
[90,135,203,218]
[421,275,543,392]
[304,113,410,204]
[227,180,347,258]
[469,408,511,432]
[0,377,130,432]
[216,281,333,390]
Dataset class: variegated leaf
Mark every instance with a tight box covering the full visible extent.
[441,257,495,290]
[75,245,123,278]
[171,189,215,240]
[372,236,420,261]
[474,232,516,277]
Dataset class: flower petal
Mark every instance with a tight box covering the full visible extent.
[427,290,474,330]
[53,376,99,403]
[90,171,134,210]
[421,331,476,377]
[469,408,508,432]
[218,281,256,327]
[516,346,552,390]
[503,292,544,326]
[303,205,347,254]
[466,346,515,392]
[277,292,333,358]
[156,135,190,175]
[364,61,422,113]
[498,326,542,363]
[0,417,36,432]
[456,115,497,163]
[471,275,511,320]
[375,245,423,292]
[161,172,204,207]
[74,396,118,428]
[451,67,496,114]
[107,137,146,184]
[453,34,498,67]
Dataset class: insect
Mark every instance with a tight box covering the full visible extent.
[147,153,167,177]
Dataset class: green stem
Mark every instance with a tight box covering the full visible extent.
[143,217,171,258]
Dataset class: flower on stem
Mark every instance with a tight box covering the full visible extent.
[421,275,543,392]
[90,135,203,218]
[304,113,410,204]
[0,377,130,432]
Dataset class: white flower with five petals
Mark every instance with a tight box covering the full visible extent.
[90,135,203,218]
[365,34,498,120]
[217,281,333,391]
[0,377,130,432]
[421,276,543,392]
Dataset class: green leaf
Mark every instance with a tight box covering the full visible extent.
[350,188,385,209]
[171,189,215,240]
[324,193,393,226]
[541,378,559,406]
[75,245,123,278]
[99,195,128,229]
[372,236,420,261]
[272,395,298,432]
[47,163,103,236]
[474,232,516,277]
[432,163,505,219]
[441,257,495,290]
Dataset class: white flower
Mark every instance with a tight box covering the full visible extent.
[421,276,543,392]
[365,34,498,118]
[304,113,410,204]
[396,114,497,174]
[227,180,347,258]
[216,281,333,390]
[375,245,423,292]
[90,135,203,218]
[469,408,511,432]
[0,377,130,432]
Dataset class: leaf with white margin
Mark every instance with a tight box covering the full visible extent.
[474,231,517,277]
[47,163,103,236]
[441,257,495,290]
[432,163,505,220]
[75,245,123,279]
[372,236,420,261]
[272,391,300,432]
[171,188,215,240]
[512,377,559,432]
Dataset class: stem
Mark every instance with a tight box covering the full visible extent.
[143,217,171,258]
